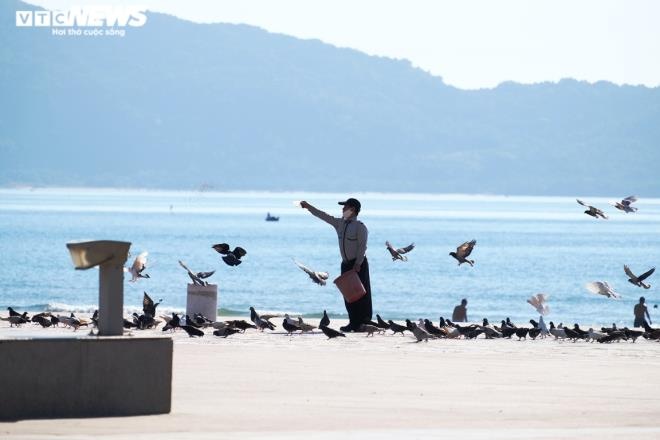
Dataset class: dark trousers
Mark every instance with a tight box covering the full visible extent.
[634,317,648,328]
[341,257,373,329]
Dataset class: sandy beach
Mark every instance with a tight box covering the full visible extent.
[2,315,660,440]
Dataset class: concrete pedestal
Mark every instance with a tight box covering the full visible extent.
[0,336,172,420]
[186,284,218,321]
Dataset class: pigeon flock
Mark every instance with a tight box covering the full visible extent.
[1,196,657,344]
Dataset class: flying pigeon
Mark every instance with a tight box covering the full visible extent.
[611,195,638,213]
[526,293,550,315]
[576,199,608,219]
[127,251,150,282]
[449,240,476,266]
[293,259,329,286]
[178,260,215,286]
[212,243,247,266]
[385,241,415,262]
[624,265,655,289]
[585,281,621,299]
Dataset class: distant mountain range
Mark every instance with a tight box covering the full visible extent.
[1,0,659,195]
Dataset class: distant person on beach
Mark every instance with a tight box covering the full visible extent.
[300,198,372,332]
[452,298,468,322]
[634,296,651,327]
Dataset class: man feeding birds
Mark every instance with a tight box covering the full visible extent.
[300,198,372,332]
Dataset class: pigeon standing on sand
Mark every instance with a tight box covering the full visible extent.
[320,310,330,328]
[376,314,390,330]
[282,315,301,334]
[297,317,317,332]
[293,260,329,286]
[213,326,240,338]
[319,324,346,339]
[612,196,638,213]
[178,260,215,286]
[424,319,445,337]
[317,310,345,339]
[624,265,655,289]
[407,321,430,342]
[212,243,247,266]
[585,281,621,299]
[127,251,150,282]
[1,313,29,327]
[249,306,276,331]
[32,313,53,328]
[224,320,257,332]
[385,241,415,262]
[388,320,408,335]
[588,328,607,342]
[576,199,608,219]
[162,313,181,332]
[181,325,204,337]
[449,240,476,266]
[359,324,381,336]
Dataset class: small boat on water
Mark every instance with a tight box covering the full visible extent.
[265,212,279,222]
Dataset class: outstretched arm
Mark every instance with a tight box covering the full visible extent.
[300,201,341,227]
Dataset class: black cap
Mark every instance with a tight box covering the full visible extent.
[338,198,361,212]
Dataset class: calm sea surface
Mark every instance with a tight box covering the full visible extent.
[1,188,659,326]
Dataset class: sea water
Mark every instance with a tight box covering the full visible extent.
[1,188,659,326]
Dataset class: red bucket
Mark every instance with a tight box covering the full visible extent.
[333,270,367,303]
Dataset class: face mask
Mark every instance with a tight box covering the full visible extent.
[342,209,354,220]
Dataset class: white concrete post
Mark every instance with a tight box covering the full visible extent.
[98,261,125,336]
[186,284,218,321]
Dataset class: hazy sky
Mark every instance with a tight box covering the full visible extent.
[24,0,660,89]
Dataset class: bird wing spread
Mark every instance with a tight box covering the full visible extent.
[624,265,637,280]
[385,241,399,258]
[178,260,193,274]
[132,251,148,270]
[585,282,606,295]
[294,260,315,276]
[233,247,247,258]
[638,267,655,281]
[212,243,230,254]
[143,292,155,310]
[456,240,476,258]
[397,243,415,254]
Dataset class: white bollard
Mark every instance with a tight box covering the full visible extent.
[186,284,218,321]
